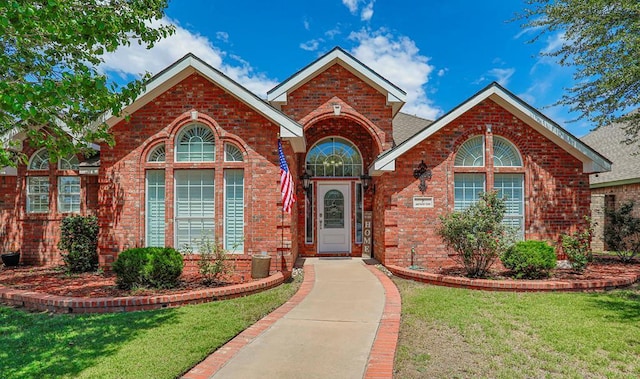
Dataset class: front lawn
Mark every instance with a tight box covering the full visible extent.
[395,278,640,378]
[0,275,301,379]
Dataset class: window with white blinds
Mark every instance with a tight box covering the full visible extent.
[494,173,524,239]
[146,170,166,247]
[224,169,244,251]
[174,170,215,251]
[27,176,50,213]
[454,173,485,211]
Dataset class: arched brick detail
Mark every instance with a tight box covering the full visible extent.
[299,99,386,155]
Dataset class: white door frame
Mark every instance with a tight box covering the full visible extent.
[317,182,351,254]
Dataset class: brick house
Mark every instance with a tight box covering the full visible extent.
[581,118,640,251]
[0,47,611,275]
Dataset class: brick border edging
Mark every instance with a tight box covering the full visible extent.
[364,265,401,379]
[387,265,640,292]
[0,272,286,314]
[181,265,315,379]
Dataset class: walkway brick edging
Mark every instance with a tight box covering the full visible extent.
[181,265,315,379]
[364,265,401,379]
[0,272,285,314]
[388,265,640,292]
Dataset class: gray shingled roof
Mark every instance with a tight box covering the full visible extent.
[581,120,640,187]
[392,112,433,145]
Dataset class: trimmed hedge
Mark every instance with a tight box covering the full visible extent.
[501,240,556,279]
[58,215,99,273]
[112,247,183,289]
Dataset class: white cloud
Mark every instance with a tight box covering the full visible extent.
[99,17,278,98]
[437,68,447,77]
[300,39,321,52]
[361,1,375,21]
[325,26,342,39]
[303,18,310,31]
[474,67,515,87]
[342,0,360,14]
[349,28,441,119]
[215,31,229,43]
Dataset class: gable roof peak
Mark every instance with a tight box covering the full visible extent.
[267,46,406,116]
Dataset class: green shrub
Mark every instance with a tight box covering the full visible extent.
[113,247,183,289]
[438,191,516,278]
[501,240,557,279]
[58,215,99,273]
[604,201,640,263]
[196,238,235,285]
[561,217,594,272]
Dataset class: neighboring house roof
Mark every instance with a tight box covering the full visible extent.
[581,119,640,188]
[392,112,433,145]
[97,53,306,153]
[371,82,612,175]
[267,47,406,117]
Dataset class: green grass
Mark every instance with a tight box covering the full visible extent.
[0,276,301,379]
[394,278,640,379]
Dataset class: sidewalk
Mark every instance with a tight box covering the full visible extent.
[183,257,397,379]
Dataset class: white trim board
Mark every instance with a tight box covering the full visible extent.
[371,83,611,175]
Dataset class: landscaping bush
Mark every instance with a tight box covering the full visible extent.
[113,247,183,289]
[561,217,594,272]
[501,240,556,279]
[58,215,99,273]
[196,238,235,285]
[604,201,640,263]
[438,191,515,278]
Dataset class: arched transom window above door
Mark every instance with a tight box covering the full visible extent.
[306,137,362,177]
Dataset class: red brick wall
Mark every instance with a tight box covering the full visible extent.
[281,63,393,150]
[592,183,640,217]
[376,99,591,268]
[99,73,294,274]
[0,144,99,265]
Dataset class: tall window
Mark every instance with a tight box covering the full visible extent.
[306,137,362,177]
[174,170,215,250]
[146,170,166,247]
[453,135,525,238]
[175,124,215,162]
[27,149,50,213]
[58,176,81,213]
[224,169,244,251]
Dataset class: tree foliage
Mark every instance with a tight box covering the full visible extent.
[519,1,640,144]
[0,0,174,166]
[438,191,515,278]
[604,201,640,263]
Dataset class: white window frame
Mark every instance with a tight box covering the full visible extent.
[454,136,485,167]
[495,173,525,240]
[174,169,215,252]
[454,173,486,211]
[27,176,50,213]
[146,170,166,247]
[223,169,244,252]
[57,176,81,213]
[305,184,314,244]
[175,124,216,162]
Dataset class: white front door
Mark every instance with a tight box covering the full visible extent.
[318,183,351,253]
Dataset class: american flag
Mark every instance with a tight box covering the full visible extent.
[278,139,296,214]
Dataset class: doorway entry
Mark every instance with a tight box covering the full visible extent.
[317,183,351,253]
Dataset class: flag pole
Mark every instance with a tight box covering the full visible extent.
[278,134,283,273]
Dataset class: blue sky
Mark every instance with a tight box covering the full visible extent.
[100,0,591,137]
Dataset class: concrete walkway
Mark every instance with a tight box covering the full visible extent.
[208,258,386,379]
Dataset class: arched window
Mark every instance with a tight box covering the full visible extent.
[493,137,522,167]
[28,149,49,170]
[306,137,362,177]
[58,155,79,170]
[147,144,166,163]
[175,124,215,162]
[454,136,484,167]
[224,143,244,162]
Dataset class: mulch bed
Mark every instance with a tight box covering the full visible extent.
[437,255,640,282]
[0,266,231,298]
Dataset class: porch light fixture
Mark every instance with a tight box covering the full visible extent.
[360,173,374,193]
[413,160,432,194]
[300,170,312,197]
